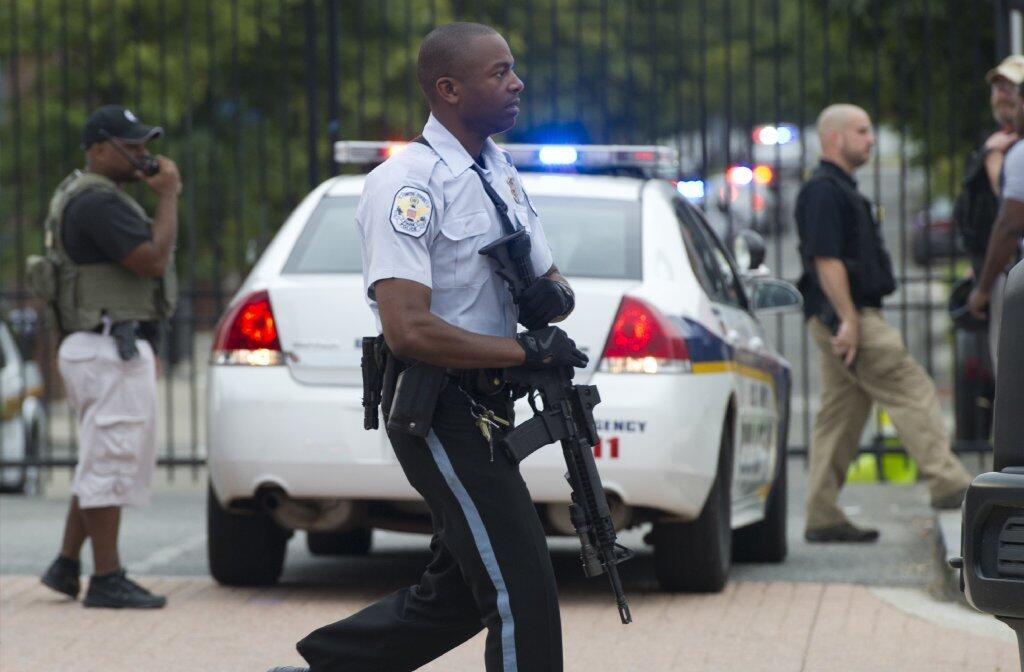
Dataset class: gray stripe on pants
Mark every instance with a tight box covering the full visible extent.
[425,430,518,672]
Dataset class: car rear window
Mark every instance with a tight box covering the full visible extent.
[282,196,361,274]
[282,194,641,280]
[531,196,641,280]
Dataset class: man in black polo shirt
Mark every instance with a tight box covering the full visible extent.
[796,104,972,543]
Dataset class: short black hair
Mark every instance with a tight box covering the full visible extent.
[417,22,499,100]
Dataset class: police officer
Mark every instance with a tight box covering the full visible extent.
[796,104,972,544]
[34,105,179,608]
[269,23,580,672]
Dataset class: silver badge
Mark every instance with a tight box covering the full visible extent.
[507,177,523,205]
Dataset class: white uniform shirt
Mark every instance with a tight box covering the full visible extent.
[357,114,554,338]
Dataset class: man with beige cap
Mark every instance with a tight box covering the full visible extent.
[964,56,1024,363]
[795,104,974,543]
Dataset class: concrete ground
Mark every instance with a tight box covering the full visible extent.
[2,575,1019,672]
[1,459,1018,672]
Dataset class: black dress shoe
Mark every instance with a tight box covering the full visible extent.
[41,556,81,599]
[266,667,310,672]
[83,569,167,609]
[804,521,880,543]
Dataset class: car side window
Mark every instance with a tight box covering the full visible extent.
[674,199,744,308]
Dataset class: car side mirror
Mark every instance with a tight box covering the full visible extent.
[732,229,766,271]
[750,278,803,315]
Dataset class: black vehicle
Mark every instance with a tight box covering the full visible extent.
[953,259,1024,668]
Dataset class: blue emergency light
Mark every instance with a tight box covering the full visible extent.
[753,124,799,146]
[677,180,706,201]
[538,146,579,166]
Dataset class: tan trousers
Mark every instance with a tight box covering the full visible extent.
[805,309,972,531]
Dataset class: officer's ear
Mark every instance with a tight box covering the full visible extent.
[434,77,460,105]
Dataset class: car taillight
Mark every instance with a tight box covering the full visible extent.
[599,296,691,374]
[211,290,284,366]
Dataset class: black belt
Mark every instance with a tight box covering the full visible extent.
[88,321,138,335]
[451,368,507,397]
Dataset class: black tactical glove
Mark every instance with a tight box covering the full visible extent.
[516,326,589,370]
[518,277,575,330]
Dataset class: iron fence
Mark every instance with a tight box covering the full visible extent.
[0,0,1006,484]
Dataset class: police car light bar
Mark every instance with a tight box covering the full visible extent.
[502,144,677,170]
[334,141,678,170]
[334,141,411,164]
[752,124,798,146]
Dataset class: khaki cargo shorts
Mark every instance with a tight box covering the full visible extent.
[58,331,157,509]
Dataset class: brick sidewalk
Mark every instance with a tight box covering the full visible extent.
[1,576,1017,672]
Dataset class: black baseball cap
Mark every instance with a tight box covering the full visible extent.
[82,105,163,148]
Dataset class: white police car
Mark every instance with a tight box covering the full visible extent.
[206,143,800,593]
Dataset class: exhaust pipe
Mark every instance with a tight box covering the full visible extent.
[255,485,359,531]
[257,487,286,512]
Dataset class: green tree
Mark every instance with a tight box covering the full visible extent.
[0,0,999,296]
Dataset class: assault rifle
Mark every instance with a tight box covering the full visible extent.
[480,228,634,625]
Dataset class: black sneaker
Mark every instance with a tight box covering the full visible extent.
[804,521,880,543]
[83,569,167,609]
[41,556,81,599]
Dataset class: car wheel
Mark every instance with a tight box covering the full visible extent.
[306,528,373,556]
[953,329,994,443]
[2,421,40,495]
[652,412,733,592]
[207,484,289,586]
[732,440,787,563]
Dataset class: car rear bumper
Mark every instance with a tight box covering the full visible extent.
[208,367,733,519]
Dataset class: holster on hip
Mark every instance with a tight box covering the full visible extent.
[110,321,140,361]
[385,361,448,438]
[360,335,387,430]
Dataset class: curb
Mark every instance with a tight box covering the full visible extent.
[933,508,966,604]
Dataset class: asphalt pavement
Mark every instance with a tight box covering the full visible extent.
[1,458,1018,671]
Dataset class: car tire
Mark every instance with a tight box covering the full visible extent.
[2,421,40,495]
[207,484,289,586]
[733,398,789,563]
[306,528,373,556]
[652,413,733,593]
[732,444,787,563]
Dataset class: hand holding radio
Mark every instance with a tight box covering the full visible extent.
[141,156,181,198]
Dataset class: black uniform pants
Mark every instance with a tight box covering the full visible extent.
[297,382,563,672]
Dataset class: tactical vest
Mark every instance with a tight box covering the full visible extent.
[953,145,1000,265]
[797,165,896,312]
[30,170,177,333]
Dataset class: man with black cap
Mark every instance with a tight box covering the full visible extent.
[33,104,180,609]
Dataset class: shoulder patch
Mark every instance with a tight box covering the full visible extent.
[390,186,433,237]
